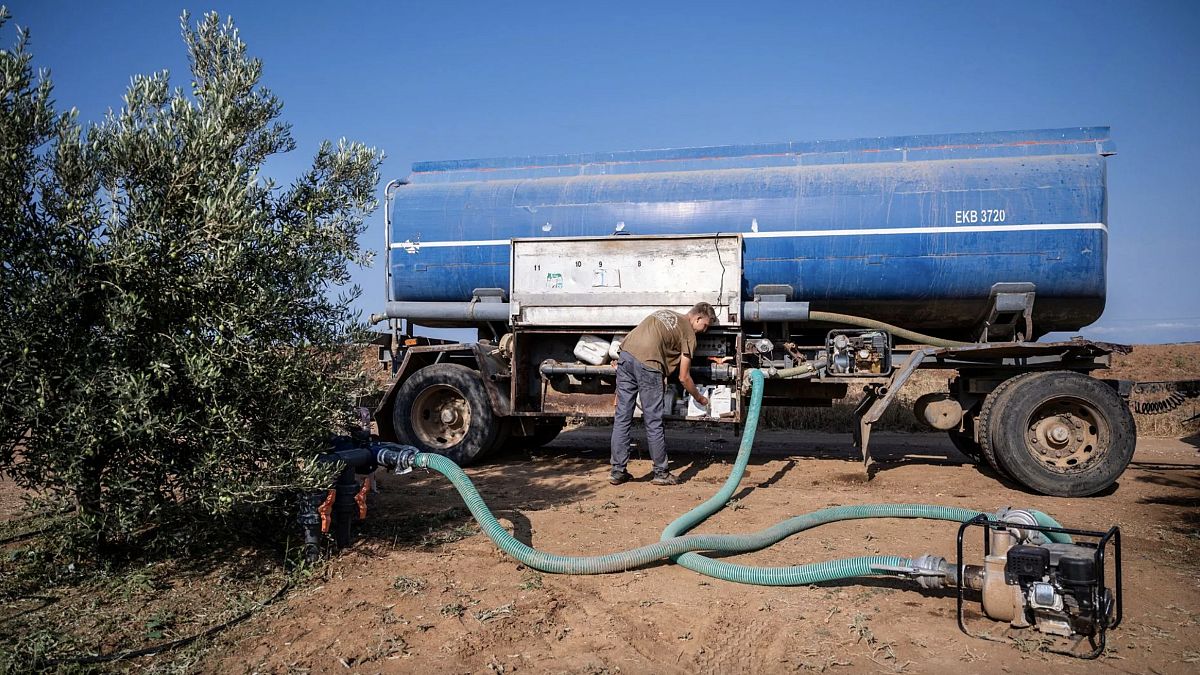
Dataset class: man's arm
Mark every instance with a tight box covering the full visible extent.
[677,354,708,407]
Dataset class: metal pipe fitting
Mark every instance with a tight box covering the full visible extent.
[742,300,810,322]
[378,301,511,323]
[374,443,420,474]
[875,553,953,589]
[539,360,618,377]
[693,363,735,381]
[994,507,1040,543]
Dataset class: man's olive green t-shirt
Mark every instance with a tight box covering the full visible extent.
[620,310,697,374]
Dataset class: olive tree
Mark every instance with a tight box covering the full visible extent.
[0,9,382,552]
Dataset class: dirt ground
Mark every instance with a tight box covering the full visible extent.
[214,427,1200,674]
[3,343,1196,672]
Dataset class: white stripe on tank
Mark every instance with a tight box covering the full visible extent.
[387,222,1107,250]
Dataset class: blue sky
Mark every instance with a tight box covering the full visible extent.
[9,1,1200,343]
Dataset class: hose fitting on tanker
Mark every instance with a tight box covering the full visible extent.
[747,357,827,388]
[374,443,421,474]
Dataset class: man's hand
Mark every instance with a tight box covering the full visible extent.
[678,354,707,407]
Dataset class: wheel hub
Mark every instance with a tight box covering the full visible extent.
[411,385,472,450]
[1026,400,1102,471]
[1048,424,1070,444]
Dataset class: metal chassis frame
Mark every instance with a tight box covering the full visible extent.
[955,514,1123,659]
[850,340,1122,470]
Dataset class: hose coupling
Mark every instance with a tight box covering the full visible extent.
[912,554,953,589]
[373,443,420,475]
[875,554,952,589]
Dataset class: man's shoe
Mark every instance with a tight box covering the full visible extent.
[651,472,679,485]
[609,471,633,485]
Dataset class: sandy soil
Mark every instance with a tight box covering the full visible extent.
[215,428,1200,674]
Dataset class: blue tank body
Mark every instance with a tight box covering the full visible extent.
[387,127,1113,338]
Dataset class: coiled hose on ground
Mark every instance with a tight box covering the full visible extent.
[395,367,1067,584]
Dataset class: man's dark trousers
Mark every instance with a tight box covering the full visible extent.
[610,351,668,476]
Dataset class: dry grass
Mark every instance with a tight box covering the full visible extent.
[1102,343,1200,438]
[1132,409,1199,438]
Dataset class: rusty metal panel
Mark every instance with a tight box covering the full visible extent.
[510,234,742,327]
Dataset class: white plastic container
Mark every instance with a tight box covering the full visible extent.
[687,386,712,417]
[608,335,624,360]
[688,385,734,418]
[574,334,612,365]
[709,385,734,416]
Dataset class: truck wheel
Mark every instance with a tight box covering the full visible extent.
[392,364,502,466]
[981,371,1136,497]
[486,419,514,458]
[977,375,1029,479]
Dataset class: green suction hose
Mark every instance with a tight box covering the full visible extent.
[412,450,1061,578]
[662,368,768,540]
[392,365,1067,583]
[656,369,1070,583]
[412,451,864,574]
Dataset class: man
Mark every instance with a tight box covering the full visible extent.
[610,302,718,486]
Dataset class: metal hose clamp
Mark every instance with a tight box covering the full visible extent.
[373,443,419,475]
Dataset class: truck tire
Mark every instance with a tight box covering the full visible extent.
[392,364,502,466]
[976,373,1033,479]
[486,419,514,458]
[981,371,1136,497]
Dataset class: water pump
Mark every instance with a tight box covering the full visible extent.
[952,510,1122,657]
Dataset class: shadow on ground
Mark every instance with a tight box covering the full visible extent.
[1183,432,1200,452]
[1135,467,1200,533]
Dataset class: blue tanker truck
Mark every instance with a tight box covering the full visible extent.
[369,127,1135,497]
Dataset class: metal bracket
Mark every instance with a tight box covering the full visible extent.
[977,282,1036,343]
[471,288,507,303]
[852,348,934,471]
[751,284,794,302]
[851,388,879,471]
